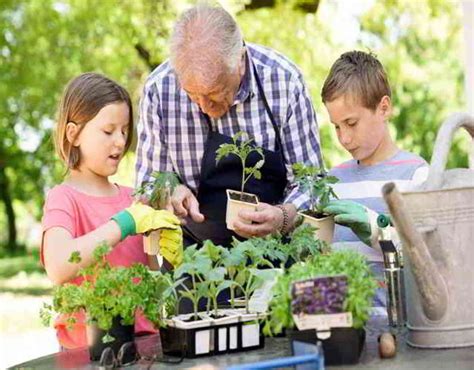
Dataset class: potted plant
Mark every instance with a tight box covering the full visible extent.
[40,242,174,361]
[134,171,179,255]
[292,163,339,244]
[263,250,377,365]
[216,131,265,230]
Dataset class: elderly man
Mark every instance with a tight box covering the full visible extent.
[136,4,323,247]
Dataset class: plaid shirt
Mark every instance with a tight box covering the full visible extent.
[135,43,323,209]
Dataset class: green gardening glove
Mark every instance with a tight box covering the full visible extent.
[111,203,180,241]
[323,200,378,246]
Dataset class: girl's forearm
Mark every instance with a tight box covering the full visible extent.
[43,220,122,285]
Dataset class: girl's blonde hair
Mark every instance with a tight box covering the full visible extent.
[54,72,134,169]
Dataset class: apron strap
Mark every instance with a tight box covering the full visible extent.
[251,60,286,163]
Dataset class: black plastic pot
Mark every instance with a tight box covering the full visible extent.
[290,327,365,365]
[87,316,136,362]
[160,320,264,358]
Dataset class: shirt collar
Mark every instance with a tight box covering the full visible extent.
[233,45,257,105]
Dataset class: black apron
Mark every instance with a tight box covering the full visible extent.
[183,61,288,247]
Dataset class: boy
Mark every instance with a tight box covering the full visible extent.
[320,51,428,307]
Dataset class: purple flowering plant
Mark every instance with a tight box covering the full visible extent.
[291,275,348,315]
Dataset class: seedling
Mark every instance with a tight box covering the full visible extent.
[134,171,180,255]
[216,131,265,200]
[292,163,338,216]
[292,164,339,244]
[199,241,234,318]
[134,171,179,210]
[173,244,211,321]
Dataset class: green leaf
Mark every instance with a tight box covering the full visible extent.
[254,159,265,169]
[68,251,82,264]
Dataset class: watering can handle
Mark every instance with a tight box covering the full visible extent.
[426,112,474,190]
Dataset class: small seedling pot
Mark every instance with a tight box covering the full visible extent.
[86,316,136,362]
[226,189,259,230]
[299,212,335,245]
[143,230,160,255]
[290,327,365,365]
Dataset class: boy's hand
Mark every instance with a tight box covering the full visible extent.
[323,200,378,246]
[112,203,181,240]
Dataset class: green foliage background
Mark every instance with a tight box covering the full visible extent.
[0,0,468,251]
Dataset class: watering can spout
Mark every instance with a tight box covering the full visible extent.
[382,182,449,322]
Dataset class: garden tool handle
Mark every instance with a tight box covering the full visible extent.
[426,112,474,190]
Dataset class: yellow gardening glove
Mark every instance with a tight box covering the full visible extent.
[111,203,180,240]
[160,227,184,267]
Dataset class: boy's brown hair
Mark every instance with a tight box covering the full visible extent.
[321,50,391,110]
[54,72,133,170]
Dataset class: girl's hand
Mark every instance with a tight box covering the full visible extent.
[112,203,181,240]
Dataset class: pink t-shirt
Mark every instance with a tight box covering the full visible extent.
[41,183,157,348]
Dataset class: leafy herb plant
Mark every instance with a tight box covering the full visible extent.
[216,131,265,200]
[40,242,174,343]
[292,163,338,216]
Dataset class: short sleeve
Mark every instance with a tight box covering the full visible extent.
[42,187,76,236]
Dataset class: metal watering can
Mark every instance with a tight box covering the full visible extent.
[382,112,474,348]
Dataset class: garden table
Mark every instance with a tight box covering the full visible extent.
[9,315,474,369]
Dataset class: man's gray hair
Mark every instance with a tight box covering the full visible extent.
[170,4,243,85]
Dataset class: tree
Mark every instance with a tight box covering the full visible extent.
[358,0,467,168]
[0,0,178,252]
[0,0,466,252]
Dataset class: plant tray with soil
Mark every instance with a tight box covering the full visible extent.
[161,311,264,358]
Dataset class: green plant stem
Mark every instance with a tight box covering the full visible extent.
[244,273,253,314]
[213,294,218,318]
[191,274,198,319]
[241,157,246,199]
[230,285,235,308]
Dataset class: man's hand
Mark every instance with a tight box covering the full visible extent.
[233,202,295,238]
[170,185,205,223]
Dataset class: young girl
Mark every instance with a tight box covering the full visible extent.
[41,72,183,349]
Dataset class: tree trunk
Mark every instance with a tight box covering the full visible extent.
[0,164,17,252]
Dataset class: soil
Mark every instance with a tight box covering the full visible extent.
[207,313,226,320]
[228,191,258,204]
[180,315,203,323]
[302,210,328,219]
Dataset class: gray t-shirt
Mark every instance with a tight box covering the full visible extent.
[328,150,428,262]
